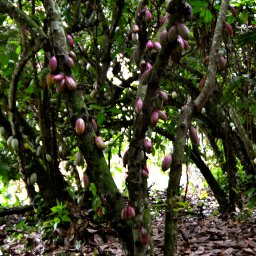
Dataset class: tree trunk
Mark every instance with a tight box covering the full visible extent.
[164,0,229,254]
[190,145,231,213]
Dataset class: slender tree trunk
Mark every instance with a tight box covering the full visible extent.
[190,145,231,213]
[164,0,229,254]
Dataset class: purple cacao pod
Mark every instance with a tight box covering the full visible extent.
[150,111,159,126]
[132,24,139,33]
[56,78,66,93]
[176,22,190,40]
[159,14,167,27]
[159,90,168,102]
[145,8,153,22]
[168,25,178,42]
[140,227,149,246]
[144,139,153,153]
[224,22,233,36]
[135,97,143,113]
[158,110,168,121]
[121,207,128,220]
[140,69,152,85]
[66,34,74,47]
[48,56,57,73]
[154,42,162,51]
[95,136,106,150]
[146,40,154,50]
[68,56,75,68]
[162,154,172,171]
[65,76,77,91]
[189,126,199,145]
[160,30,168,47]
[127,205,136,218]
[91,118,97,131]
[75,118,85,135]
[53,73,65,82]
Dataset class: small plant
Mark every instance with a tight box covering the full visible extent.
[42,200,71,236]
[89,183,106,220]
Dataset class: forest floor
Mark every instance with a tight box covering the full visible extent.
[0,190,256,256]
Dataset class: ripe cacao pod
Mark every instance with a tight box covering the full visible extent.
[127,205,136,218]
[145,8,153,22]
[189,126,199,145]
[132,24,139,33]
[121,207,128,220]
[176,22,190,40]
[159,14,167,27]
[168,25,178,42]
[154,42,161,51]
[135,97,143,113]
[56,79,66,94]
[159,90,168,102]
[91,118,97,131]
[162,154,172,171]
[150,111,159,126]
[146,40,154,50]
[140,69,152,85]
[158,110,167,121]
[144,139,153,153]
[160,30,168,47]
[65,76,77,91]
[95,136,106,150]
[224,22,233,37]
[140,227,149,246]
[75,118,85,135]
[67,56,75,68]
[53,73,65,82]
[48,56,57,73]
[66,34,74,47]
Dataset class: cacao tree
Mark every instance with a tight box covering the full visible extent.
[0,0,255,255]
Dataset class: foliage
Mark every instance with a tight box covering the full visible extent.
[0,0,255,254]
[42,201,71,236]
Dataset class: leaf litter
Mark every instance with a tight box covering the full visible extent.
[0,190,256,255]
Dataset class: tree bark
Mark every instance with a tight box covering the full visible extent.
[190,145,231,213]
[164,0,229,255]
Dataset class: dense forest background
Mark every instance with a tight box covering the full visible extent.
[0,0,255,255]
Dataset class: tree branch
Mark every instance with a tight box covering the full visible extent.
[0,0,51,53]
[194,0,229,111]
